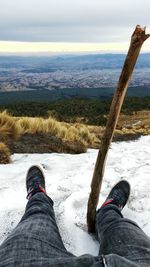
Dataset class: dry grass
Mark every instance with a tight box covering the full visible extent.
[0,110,149,152]
[74,123,99,145]
[0,142,11,164]
[10,114,98,147]
[0,111,21,140]
[116,110,150,136]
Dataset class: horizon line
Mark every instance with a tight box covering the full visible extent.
[0,41,150,54]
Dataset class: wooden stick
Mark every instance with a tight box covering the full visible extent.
[87,25,150,233]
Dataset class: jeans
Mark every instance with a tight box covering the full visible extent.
[96,205,150,266]
[0,192,149,266]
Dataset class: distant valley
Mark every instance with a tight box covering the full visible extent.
[0,54,150,151]
[0,54,150,103]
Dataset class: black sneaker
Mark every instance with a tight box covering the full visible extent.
[26,165,46,199]
[102,180,130,210]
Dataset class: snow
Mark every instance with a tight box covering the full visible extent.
[0,135,150,256]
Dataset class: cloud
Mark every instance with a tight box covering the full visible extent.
[0,0,150,42]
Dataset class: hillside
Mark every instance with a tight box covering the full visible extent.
[0,97,150,125]
[0,87,150,105]
[0,97,149,157]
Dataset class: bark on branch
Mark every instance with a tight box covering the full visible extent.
[87,25,150,233]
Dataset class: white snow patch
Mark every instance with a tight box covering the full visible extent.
[0,136,149,255]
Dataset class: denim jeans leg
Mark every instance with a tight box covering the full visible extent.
[0,192,104,267]
[95,204,150,265]
[1,192,73,259]
[19,192,73,255]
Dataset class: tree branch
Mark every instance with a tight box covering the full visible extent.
[87,25,150,233]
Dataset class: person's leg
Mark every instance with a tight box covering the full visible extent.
[12,192,73,256]
[96,181,150,265]
[0,192,74,261]
[0,166,74,266]
[0,166,103,267]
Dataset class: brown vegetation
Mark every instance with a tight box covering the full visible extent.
[0,142,11,164]
[115,110,150,137]
[8,133,87,154]
[15,116,98,146]
[0,111,21,141]
[0,110,149,156]
[0,111,98,155]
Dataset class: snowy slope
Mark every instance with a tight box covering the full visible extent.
[0,135,149,256]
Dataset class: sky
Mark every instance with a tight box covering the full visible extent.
[0,0,150,54]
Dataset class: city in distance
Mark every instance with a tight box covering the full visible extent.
[0,53,150,104]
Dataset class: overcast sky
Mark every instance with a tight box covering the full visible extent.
[0,0,149,43]
[0,0,149,54]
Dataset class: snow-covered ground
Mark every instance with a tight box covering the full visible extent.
[0,135,150,256]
